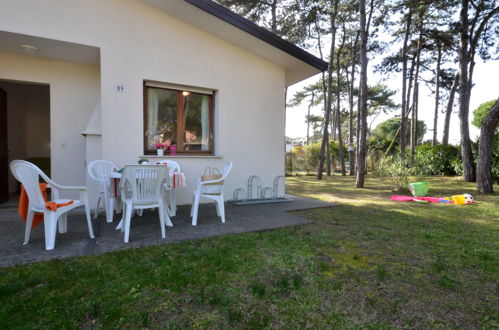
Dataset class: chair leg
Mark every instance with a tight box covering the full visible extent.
[83,194,95,239]
[103,193,110,222]
[190,194,195,217]
[43,211,58,250]
[116,213,124,231]
[24,209,35,245]
[158,203,166,238]
[170,193,177,217]
[58,214,68,233]
[116,199,122,214]
[94,195,102,219]
[162,192,172,218]
[116,199,125,231]
[216,196,225,223]
[107,197,115,223]
[192,193,200,226]
[215,200,221,216]
[162,201,173,227]
[124,203,133,243]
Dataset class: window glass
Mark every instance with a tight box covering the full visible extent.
[144,84,213,154]
[182,92,211,151]
[146,88,178,150]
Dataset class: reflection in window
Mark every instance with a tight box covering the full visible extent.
[183,92,211,151]
[147,88,177,150]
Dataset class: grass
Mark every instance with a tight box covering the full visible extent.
[0,175,498,328]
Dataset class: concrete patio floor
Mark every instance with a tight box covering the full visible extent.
[0,195,335,268]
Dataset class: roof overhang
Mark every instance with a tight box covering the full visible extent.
[140,0,328,86]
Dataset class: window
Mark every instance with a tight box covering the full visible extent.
[144,82,214,155]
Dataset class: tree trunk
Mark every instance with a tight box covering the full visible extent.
[406,56,416,135]
[315,20,332,176]
[400,10,412,162]
[413,82,419,150]
[442,73,459,145]
[306,94,315,145]
[270,0,277,33]
[458,0,476,182]
[433,43,442,145]
[327,134,332,176]
[317,4,337,180]
[348,32,359,176]
[356,79,360,169]
[331,107,337,141]
[476,98,499,193]
[356,0,368,188]
[337,30,346,176]
[411,25,423,161]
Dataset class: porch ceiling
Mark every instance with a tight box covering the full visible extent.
[0,30,99,65]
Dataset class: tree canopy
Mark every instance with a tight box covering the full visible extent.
[215,0,499,190]
[373,117,426,142]
[473,100,498,130]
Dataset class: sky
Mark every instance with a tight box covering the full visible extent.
[286,53,498,145]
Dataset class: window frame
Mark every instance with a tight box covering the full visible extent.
[143,82,214,155]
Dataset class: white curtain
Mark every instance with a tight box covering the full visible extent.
[148,90,159,148]
[201,95,210,151]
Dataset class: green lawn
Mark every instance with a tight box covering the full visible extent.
[0,176,497,328]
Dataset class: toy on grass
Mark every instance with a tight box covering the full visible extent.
[408,181,429,197]
[391,193,474,205]
[444,194,474,205]
[463,194,474,204]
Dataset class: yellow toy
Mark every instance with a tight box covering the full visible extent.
[445,194,474,205]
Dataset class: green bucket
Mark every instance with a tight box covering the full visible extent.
[409,182,429,197]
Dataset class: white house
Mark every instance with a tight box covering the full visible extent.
[0,0,327,207]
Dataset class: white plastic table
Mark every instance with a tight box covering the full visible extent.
[109,170,186,229]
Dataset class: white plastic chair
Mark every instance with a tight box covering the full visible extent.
[190,161,232,226]
[10,160,95,250]
[155,160,181,217]
[119,165,171,243]
[87,160,120,222]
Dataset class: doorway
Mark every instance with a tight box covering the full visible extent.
[0,80,50,206]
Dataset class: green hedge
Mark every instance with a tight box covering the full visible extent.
[414,143,461,176]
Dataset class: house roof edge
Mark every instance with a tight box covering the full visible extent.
[183,0,328,72]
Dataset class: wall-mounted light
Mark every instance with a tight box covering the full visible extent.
[20,44,38,54]
[182,91,190,96]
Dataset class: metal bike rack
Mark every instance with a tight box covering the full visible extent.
[229,175,292,205]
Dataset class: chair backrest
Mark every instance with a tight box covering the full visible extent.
[88,160,119,186]
[220,161,233,181]
[10,160,49,208]
[154,160,181,174]
[200,161,233,195]
[120,165,169,205]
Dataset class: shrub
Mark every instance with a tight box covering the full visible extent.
[285,141,350,175]
[414,143,461,175]
[374,156,424,192]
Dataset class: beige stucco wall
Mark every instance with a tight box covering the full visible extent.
[0,0,286,205]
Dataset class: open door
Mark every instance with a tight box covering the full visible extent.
[0,88,8,203]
